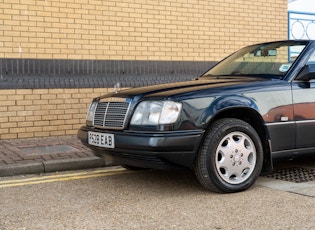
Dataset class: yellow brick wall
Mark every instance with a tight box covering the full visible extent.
[0,0,287,61]
[0,0,288,139]
[0,88,114,139]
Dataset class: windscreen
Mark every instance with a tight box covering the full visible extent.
[202,41,309,79]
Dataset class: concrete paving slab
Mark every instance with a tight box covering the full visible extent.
[257,177,315,197]
[19,144,79,155]
[293,187,315,197]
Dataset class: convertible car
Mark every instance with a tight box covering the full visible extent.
[78,40,315,193]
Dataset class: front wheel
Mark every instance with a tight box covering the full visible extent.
[194,118,263,193]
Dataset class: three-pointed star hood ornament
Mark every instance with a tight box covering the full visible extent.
[114,82,120,94]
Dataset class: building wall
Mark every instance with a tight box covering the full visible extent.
[0,88,109,139]
[0,0,288,140]
[1,0,287,61]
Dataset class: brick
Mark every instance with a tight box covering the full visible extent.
[58,124,73,131]
[0,117,9,123]
[56,104,68,110]
[16,111,34,117]
[24,105,41,111]
[19,121,34,127]
[57,94,72,99]
[1,121,17,128]
[16,100,33,106]
[42,115,58,121]
[0,106,8,112]
[58,114,72,120]
[0,89,16,96]
[25,116,42,121]
[1,133,18,140]
[50,130,66,136]
[0,94,8,101]
[9,116,25,122]
[16,89,33,95]
[50,120,65,126]
[18,133,35,139]
[49,110,65,115]
[34,132,50,137]
[0,111,16,118]
[65,109,80,114]
[26,126,42,132]
[33,120,50,127]
[33,110,49,116]
[71,103,83,109]
[33,100,49,105]
[4,9,20,15]
[64,98,79,104]
[10,127,26,133]
[65,119,79,125]
[71,93,84,99]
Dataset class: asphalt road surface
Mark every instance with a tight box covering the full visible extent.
[0,164,315,230]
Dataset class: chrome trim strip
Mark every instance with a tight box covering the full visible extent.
[99,97,127,102]
[295,120,315,124]
[265,120,315,126]
[103,102,110,127]
[265,121,295,126]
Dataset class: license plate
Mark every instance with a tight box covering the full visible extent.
[88,132,115,148]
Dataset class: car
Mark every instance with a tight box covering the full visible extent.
[78,40,315,193]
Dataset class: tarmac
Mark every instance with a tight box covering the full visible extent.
[1,135,315,197]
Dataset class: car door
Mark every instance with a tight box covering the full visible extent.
[292,49,315,149]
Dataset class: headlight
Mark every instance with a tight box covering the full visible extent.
[130,101,182,125]
[86,101,98,126]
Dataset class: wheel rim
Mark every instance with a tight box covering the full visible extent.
[215,131,257,185]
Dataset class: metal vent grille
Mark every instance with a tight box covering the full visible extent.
[94,101,130,130]
[265,167,315,183]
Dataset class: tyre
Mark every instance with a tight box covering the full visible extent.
[194,118,263,193]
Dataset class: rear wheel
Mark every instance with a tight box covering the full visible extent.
[194,118,263,193]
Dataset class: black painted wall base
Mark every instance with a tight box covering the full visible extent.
[0,59,215,89]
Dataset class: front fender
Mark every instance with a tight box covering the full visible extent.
[203,95,259,124]
[180,95,260,129]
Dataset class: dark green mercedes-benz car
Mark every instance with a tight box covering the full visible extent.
[78,40,315,193]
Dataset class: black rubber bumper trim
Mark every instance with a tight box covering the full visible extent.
[78,126,205,169]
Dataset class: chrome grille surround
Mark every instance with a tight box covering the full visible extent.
[93,99,130,130]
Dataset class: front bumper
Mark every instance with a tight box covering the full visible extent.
[78,126,205,169]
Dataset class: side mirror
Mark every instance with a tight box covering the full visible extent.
[296,64,315,81]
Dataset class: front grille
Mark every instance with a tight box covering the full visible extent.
[94,101,130,130]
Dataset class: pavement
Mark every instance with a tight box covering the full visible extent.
[256,155,315,197]
[0,135,107,177]
[1,135,315,197]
